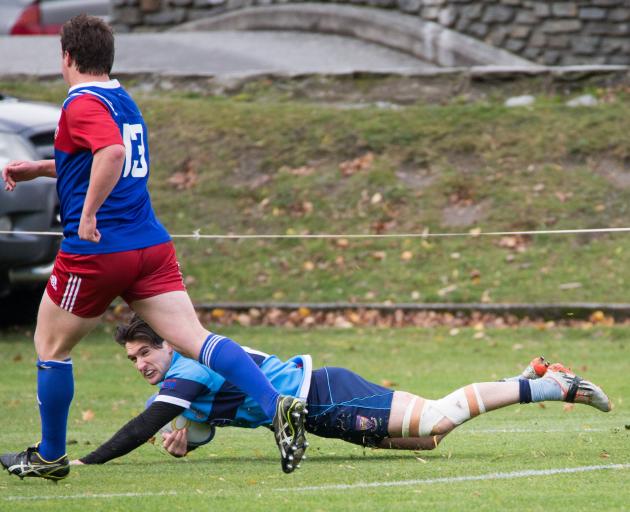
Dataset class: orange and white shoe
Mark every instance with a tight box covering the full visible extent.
[543,363,612,412]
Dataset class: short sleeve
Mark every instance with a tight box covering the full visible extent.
[155,377,208,409]
[65,95,123,153]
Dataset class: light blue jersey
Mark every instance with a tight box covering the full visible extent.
[154,349,312,428]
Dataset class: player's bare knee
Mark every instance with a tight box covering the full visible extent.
[34,331,74,361]
[35,340,69,361]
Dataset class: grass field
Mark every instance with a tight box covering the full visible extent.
[1,324,628,511]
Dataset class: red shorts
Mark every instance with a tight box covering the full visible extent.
[46,241,186,318]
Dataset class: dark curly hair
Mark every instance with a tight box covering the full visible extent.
[114,314,164,349]
[60,14,114,75]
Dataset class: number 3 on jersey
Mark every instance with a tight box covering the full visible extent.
[122,123,148,178]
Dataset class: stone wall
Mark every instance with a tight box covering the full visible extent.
[112,0,630,66]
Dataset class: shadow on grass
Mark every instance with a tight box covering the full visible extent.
[108,451,467,468]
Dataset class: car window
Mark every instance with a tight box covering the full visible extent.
[0,132,39,171]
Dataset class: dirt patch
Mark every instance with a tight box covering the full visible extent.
[444,153,485,174]
[589,157,630,189]
[395,165,436,190]
[442,199,491,228]
[226,148,272,189]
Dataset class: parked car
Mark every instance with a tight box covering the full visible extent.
[0,0,111,35]
[0,94,61,298]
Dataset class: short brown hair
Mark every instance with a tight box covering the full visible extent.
[60,14,114,75]
[115,315,164,349]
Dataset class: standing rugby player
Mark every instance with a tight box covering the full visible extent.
[0,15,306,481]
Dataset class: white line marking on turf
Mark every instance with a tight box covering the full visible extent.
[3,491,178,502]
[465,428,608,433]
[5,465,629,500]
[277,464,630,492]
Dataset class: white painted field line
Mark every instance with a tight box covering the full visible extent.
[464,427,609,433]
[3,490,178,502]
[277,463,630,492]
[4,464,628,501]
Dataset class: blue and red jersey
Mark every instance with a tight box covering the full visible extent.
[54,79,170,254]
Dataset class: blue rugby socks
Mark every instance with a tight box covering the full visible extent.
[518,378,563,404]
[199,334,280,419]
[36,359,74,461]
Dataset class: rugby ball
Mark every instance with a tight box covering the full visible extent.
[159,415,216,448]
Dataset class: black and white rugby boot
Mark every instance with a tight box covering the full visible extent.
[1,445,70,481]
[272,396,309,474]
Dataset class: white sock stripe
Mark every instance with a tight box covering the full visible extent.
[200,337,214,364]
[204,336,221,360]
[68,276,82,312]
[200,341,212,365]
[401,398,417,438]
[201,334,225,365]
[211,333,226,344]
[204,338,221,363]
[472,384,486,414]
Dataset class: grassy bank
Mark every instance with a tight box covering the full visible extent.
[3,79,630,303]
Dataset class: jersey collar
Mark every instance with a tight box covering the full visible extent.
[68,79,120,92]
[158,351,180,385]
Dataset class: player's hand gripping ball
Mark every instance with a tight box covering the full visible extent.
[146,394,215,448]
[159,415,216,448]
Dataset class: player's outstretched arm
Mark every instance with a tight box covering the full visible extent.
[78,401,184,464]
[2,159,56,191]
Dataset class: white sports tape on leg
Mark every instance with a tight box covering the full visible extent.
[419,388,474,436]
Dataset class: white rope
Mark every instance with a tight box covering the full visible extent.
[2,226,630,240]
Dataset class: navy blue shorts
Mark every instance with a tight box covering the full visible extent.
[305,367,394,447]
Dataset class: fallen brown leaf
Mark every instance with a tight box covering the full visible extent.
[372,251,386,261]
[167,159,198,191]
[285,165,315,176]
[339,152,374,176]
[82,409,95,422]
